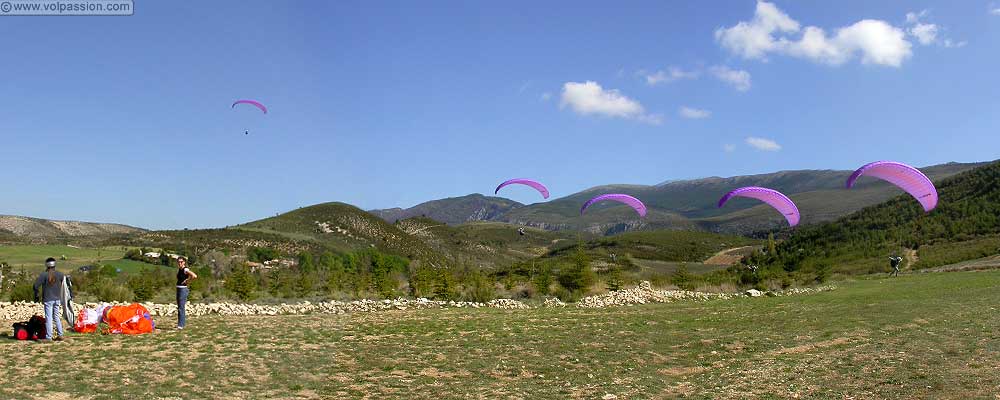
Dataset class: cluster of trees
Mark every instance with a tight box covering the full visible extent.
[2,243,665,303]
[124,247,194,268]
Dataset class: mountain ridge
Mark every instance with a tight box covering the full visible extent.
[0,214,145,239]
[369,162,989,234]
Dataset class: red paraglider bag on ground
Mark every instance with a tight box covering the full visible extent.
[12,316,46,340]
[102,303,155,335]
[13,322,30,340]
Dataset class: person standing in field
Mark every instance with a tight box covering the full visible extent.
[175,256,198,330]
[888,255,903,277]
[33,257,66,341]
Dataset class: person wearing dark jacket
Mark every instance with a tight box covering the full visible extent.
[889,255,903,277]
[175,256,198,330]
[33,257,68,341]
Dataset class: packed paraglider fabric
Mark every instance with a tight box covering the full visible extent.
[580,194,647,217]
[60,275,75,324]
[74,308,100,333]
[103,303,155,335]
[73,303,156,334]
[718,186,801,227]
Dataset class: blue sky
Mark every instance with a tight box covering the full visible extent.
[2,0,999,229]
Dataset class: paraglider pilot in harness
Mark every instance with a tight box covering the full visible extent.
[888,255,903,277]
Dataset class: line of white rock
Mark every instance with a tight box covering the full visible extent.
[0,282,834,322]
[573,281,836,308]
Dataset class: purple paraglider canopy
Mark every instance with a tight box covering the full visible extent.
[232,99,268,114]
[846,161,938,212]
[580,194,647,217]
[495,178,550,199]
[718,186,800,227]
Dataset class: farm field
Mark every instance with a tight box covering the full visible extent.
[0,245,135,272]
[1,270,997,399]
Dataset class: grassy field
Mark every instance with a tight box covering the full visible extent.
[98,258,172,274]
[0,244,133,272]
[1,270,998,399]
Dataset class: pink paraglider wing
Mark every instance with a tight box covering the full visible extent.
[231,99,268,114]
[495,179,550,199]
[718,186,800,227]
[580,194,647,217]
[846,161,938,212]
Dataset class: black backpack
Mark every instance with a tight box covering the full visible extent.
[12,315,46,340]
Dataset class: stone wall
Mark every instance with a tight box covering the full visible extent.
[0,282,834,323]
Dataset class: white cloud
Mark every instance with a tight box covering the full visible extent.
[905,10,929,24]
[716,1,913,67]
[908,22,938,45]
[715,0,800,60]
[710,66,752,91]
[992,5,1000,16]
[904,10,965,48]
[559,81,660,124]
[942,39,967,48]
[643,67,699,85]
[637,113,665,125]
[723,143,736,153]
[745,136,782,151]
[679,106,711,119]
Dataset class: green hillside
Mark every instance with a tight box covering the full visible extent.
[394,218,579,268]
[545,230,759,263]
[751,160,1000,275]
[367,162,983,235]
[370,194,523,225]
[236,202,440,259]
[512,162,983,234]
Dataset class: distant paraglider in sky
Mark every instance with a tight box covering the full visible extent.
[231,99,268,114]
[232,99,267,135]
[718,186,800,227]
[580,194,647,217]
[846,161,938,212]
[495,178,550,200]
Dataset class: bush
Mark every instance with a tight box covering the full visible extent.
[94,281,135,302]
[532,263,554,296]
[815,262,831,283]
[97,264,118,278]
[128,276,156,302]
[295,272,317,297]
[552,285,581,302]
[267,269,295,298]
[605,266,625,292]
[124,248,143,261]
[434,268,458,300]
[462,271,495,303]
[247,247,281,263]
[407,263,437,298]
[225,266,257,301]
[671,264,697,291]
[9,282,35,302]
[558,249,595,294]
